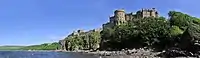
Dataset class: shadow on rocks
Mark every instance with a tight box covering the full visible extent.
[157,47,199,57]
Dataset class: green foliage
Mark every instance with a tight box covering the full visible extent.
[100,17,172,50]
[170,26,183,36]
[88,31,101,49]
[100,11,200,51]
[169,11,200,30]
[64,30,101,51]
[61,11,200,52]
[0,46,25,50]
[21,42,60,50]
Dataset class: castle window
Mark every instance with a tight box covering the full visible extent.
[120,13,122,15]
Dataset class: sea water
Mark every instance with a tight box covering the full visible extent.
[0,51,98,58]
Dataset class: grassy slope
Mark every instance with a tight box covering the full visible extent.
[0,42,60,50]
[21,42,60,50]
[0,46,25,50]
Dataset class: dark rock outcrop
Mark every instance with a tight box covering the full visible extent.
[157,24,200,57]
[59,40,66,50]
[179,23,200,52]
[59,29,102,51]
[159,47,195,57]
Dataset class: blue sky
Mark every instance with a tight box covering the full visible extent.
[0,0,199,46]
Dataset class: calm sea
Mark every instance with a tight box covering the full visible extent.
[0,51,99,58]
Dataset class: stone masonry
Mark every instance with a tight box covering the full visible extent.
[103,8,159,29]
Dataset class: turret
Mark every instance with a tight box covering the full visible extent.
[114,9,126,25]
[150,8,158,17]
[109,16,115,24]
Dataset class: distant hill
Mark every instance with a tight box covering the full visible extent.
[0,46,25,50]
[0,42,60,50]
[21,42,60,50]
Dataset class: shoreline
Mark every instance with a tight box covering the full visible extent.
[0,49,198,58]
[57,48,162,57]
[1,49,199,58]
[55,48,200,58]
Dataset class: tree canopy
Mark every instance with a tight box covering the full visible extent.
[58,11,200,52]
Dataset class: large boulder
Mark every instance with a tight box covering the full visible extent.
[59,40,66,50]
[159,47,195,57]
[179,23,200,52]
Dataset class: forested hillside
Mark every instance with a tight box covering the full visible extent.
[61,11,200,53]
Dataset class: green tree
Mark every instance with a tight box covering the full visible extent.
[168,11,200,30]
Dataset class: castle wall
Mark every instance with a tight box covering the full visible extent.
[141,8,158,18]
[103,8,159,28]
[125,13,135,21]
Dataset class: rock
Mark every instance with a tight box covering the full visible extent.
[59,40,66,50]
[180,23,200,52]
[158,47,197,57]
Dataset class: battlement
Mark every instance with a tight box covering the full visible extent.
[114,9,125,13]
[138,8,158,18]
[103,8,159,29]
[112,8,158,20]
[141,8,156,12]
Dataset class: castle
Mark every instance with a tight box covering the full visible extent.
[59,8,159,50]
[59,28,102,50]
[103,8,158,28]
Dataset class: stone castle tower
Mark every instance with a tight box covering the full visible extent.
[103,8,159,29]
[113,9,126,25]
[137,8,158,18]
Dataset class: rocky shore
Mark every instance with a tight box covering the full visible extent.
[67,48,160,58]
[57,48,200,58]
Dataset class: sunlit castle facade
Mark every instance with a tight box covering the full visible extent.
[103,8,159,29]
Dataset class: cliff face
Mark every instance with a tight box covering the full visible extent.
[180,23,200,52]
[59,40,66,50]
[59,8,200,57]
[59,29,102,51]
[59,8,165,51]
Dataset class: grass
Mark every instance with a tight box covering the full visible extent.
[0,46,25,50]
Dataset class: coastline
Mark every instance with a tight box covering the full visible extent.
[55,48,200,58]
[3,49,198,58]
[56,48,162,58]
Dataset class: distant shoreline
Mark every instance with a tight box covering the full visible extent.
[0,50,60,52]
[0,49,198,58]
